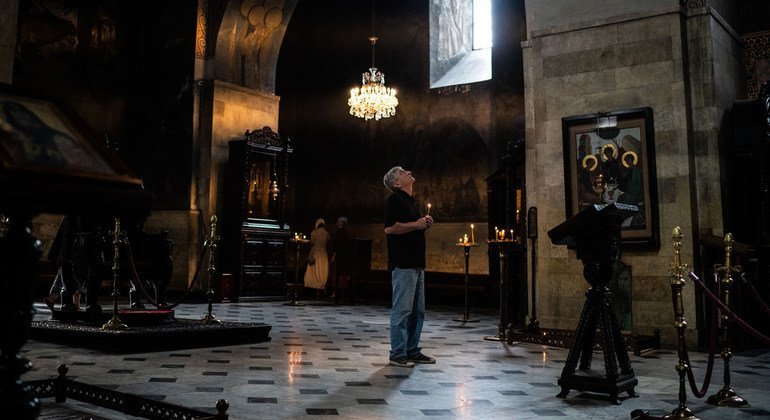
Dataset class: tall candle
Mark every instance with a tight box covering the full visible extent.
[494,227,499,241]
[427,203,431,215]
[470,224,475,244]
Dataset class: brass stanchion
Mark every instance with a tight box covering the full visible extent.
[102,218,127,330]
[706,233,749,407]
[453,241,479,323]
[525,206,539,331]
[285,234,309,306]
[665,226,699,419]
[484,240,510,341]
[201,216,221,325]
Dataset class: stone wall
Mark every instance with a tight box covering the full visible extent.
[211,81,280,218]
[523,1,741,346]
[525,0,677,38]
[345,222,490,274]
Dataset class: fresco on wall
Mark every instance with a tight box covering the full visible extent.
[293,116,490,224]
[276,0,524,227]
[216,0,298,92]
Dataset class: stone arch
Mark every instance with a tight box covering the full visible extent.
[214,0,298,93]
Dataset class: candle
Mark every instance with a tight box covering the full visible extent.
[470,224,475,244]
[494,227,498,241]
[459,237,463,244]
[463,234,468,245]
[510,229,514,241]
[427,203,432,215]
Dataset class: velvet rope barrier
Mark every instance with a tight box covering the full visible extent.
[681,295,718,398]
[124,236,210,310]
[689,271,770,345]
[739,272,770,316]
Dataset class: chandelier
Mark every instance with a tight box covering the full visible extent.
[348,5,398,121]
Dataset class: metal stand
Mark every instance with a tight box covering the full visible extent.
[453,243,479,323]
[549,204,638,405]
[201,216,221,325]
[485,241,510,341]
[632,228,708,419]
[666,227,700,419]
[525,210,539,331]
[102,218,127,331]
[285,237,308,306]
[706,233,749,408]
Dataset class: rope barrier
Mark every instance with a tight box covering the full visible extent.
[689,271,770,345]
[124,236,210,310]
[739,272,770,316]
[682,297,718,398]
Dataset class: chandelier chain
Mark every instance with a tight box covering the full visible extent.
[347,0,398,121]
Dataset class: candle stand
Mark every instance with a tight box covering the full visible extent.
[285,237,309,306]
[453,242,480,323]
[484,239,516,341]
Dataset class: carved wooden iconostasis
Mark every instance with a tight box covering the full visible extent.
[222,127,292,301]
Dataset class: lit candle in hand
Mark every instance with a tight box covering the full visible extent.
[470,224,475,244]
[427,203,432,216]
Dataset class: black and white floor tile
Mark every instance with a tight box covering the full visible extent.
[24,301,770,419]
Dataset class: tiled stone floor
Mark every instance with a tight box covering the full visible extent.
[24,301,770,419]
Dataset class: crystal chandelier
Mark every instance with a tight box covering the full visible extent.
[348,11,398,121]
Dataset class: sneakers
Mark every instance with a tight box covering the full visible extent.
[388,357,415,367]
[408,353,436,364]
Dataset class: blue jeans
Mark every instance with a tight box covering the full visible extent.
[389,267,425,359]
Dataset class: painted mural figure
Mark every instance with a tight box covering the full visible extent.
[383,166,435,368]
[575,131,646,228]
[0,99,70,168]
[0,98,113,174]
[303,218,330,297]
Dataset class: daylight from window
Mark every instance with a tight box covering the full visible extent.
[473,0,492,50]
[430,0,492,88]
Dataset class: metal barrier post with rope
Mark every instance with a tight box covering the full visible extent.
[631,227,770,419]
[102,218,127,331]
[202,216,221,325]
[706,233,749,407]
[668,226,699,419]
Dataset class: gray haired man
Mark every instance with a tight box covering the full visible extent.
[382,166,435,367]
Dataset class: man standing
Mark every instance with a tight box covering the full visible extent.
[383,166,435,367]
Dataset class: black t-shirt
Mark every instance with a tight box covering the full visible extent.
[384,189,426,271]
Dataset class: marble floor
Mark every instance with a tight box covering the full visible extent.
[24,301,770,419]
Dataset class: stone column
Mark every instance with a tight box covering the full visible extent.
[186,0,227,285]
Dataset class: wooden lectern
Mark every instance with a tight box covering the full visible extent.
[547,203,639,404]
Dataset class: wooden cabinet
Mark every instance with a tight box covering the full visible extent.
[222,127,292,301]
